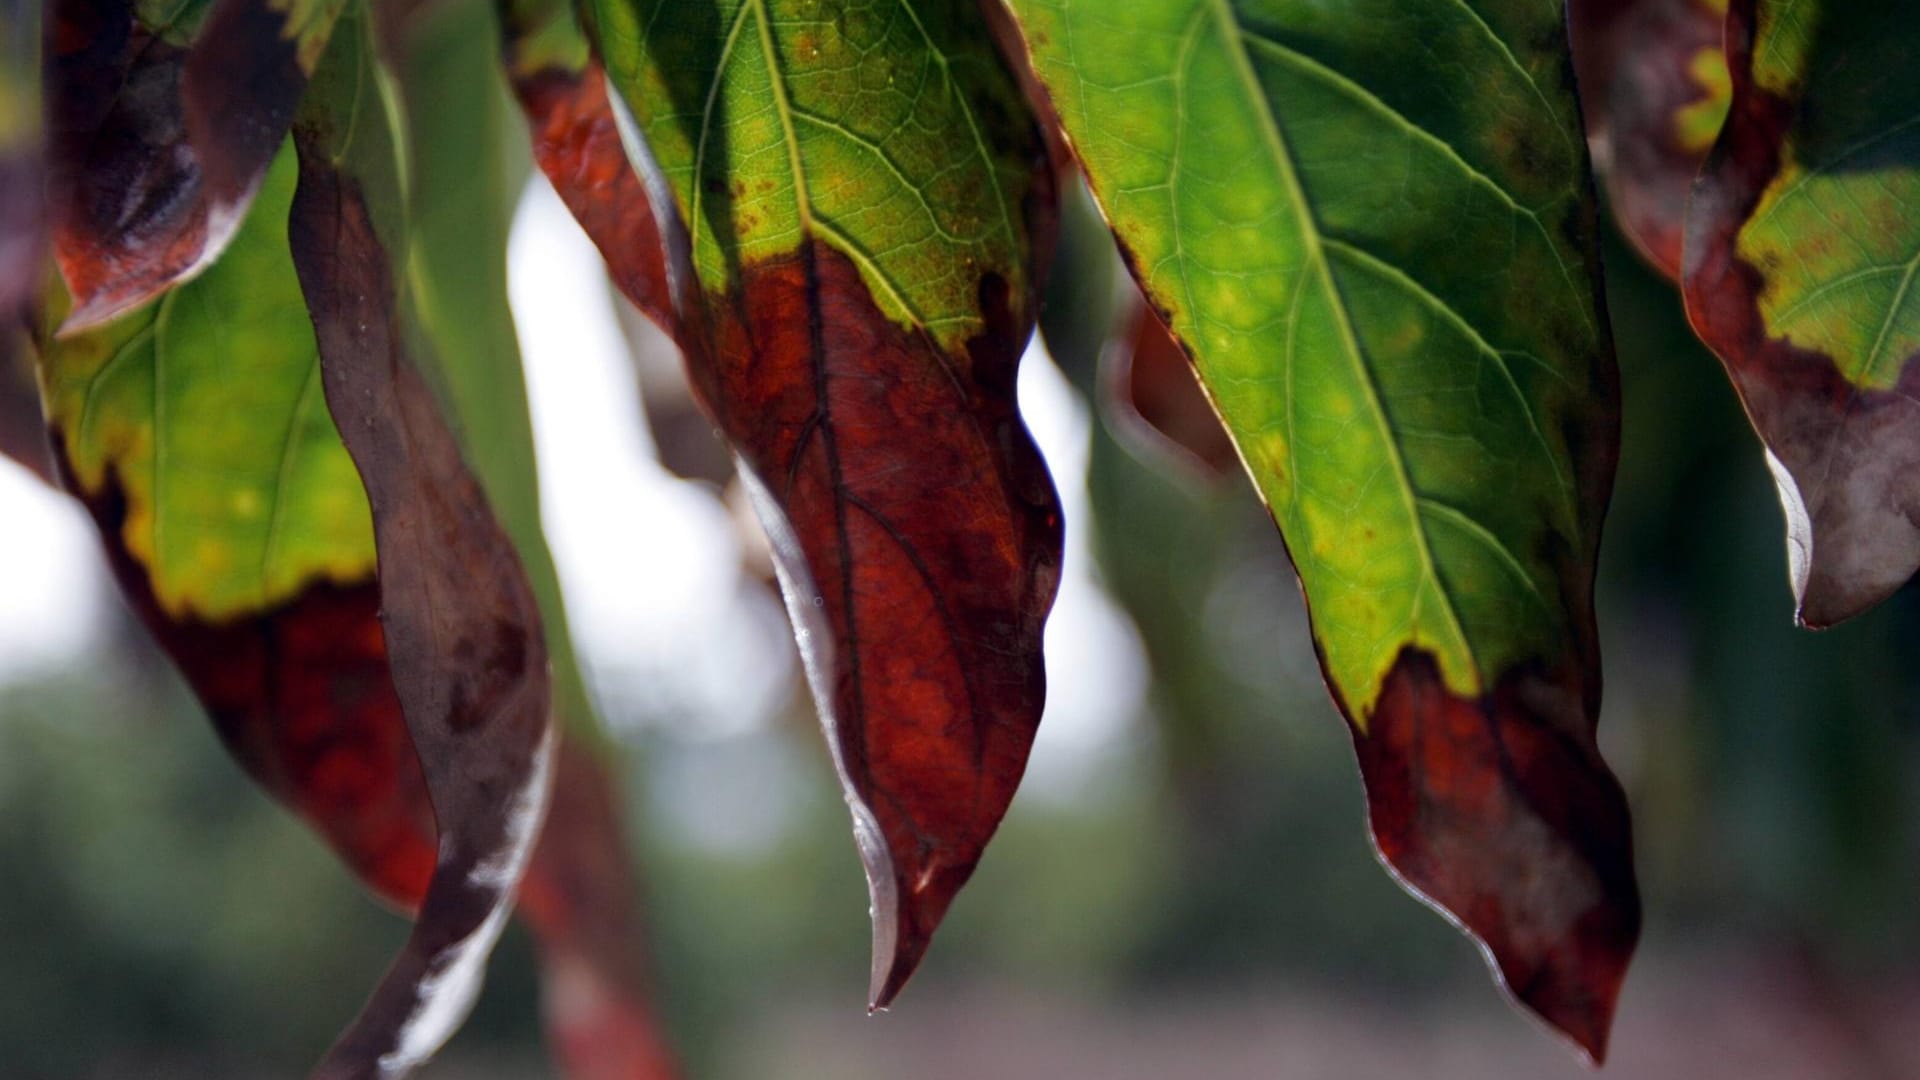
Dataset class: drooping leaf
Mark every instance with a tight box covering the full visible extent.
[1683,0,1920,627]
[37,134,672,1076]
[498,0,679,334]
[397,3,679,1073]
[1005,0,1638,1058]
[289,9,553,1075]
[42,0,344,333]
[1574,0,1730,278]
[497,0,736,490]
[585,0,1063,1005]
[34,144,438,903]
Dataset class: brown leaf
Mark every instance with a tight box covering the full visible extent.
[1574,0,1731,279]
[43,0,335,333]
[290,122,554,1080]
[1351,649,1640,1064]
[501,46,677,337]
[60,471,441,903]
[705,242,1062,1005]
[69,479,672,1076]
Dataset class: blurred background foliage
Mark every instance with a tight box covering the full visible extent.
[1,169,1917,1078]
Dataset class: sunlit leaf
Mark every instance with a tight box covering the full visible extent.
[498,0,678,335]
[1005,0,1638,1058]
[35,141,438,899]
[586,0,1063,1005]
[43,0,345,333]
[1683,0,1920,627]
[1574,0,1730,278]
[288,8,553,1075]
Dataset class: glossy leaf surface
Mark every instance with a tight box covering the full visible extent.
[588,0,1063,1005]
[1683,0,1920,627]
[1007,0,1637,1058]
[1576,0,1730,278]
[43,0,343,333]
[291,10,552,1075]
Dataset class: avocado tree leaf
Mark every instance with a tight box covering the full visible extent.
[36,131,673,1076]
[397,3,679,1074]
[586,0,1063,1005]
[33,143,439,905]
[1682,0,1920,627]
[288,9,554,1076]
[43,0,345,333]
[498,0,680,337]
[1005,0,1638,1059]
[1574,0,1730,279]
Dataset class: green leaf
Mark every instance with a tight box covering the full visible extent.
[35,140,439,904]
[586,0,1064,1006]
[1683,0,1920,626]
[1006,0,1637,1059]
[38,147,376,620]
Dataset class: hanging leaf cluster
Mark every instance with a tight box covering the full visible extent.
[0,0,1913,1073]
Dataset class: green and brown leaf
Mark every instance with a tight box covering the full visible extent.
[1005,0,1638,1058]
[33,4,675,1074]
[1683,0,1920,627]
[584,0,1063,1005]
[1574,0,1730,279]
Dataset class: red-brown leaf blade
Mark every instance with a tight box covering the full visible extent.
[44,0,338,334]
[1575,0,1731,279]
[1352,650,1639,1063]
[717,243,1062,1005]
[584,0,1064,1003]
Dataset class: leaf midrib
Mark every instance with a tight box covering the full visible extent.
[1201,0,1478,690]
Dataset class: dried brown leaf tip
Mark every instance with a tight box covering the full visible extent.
[43,0,344,333]
[1353,650,1640,1064]
[1684,0,1920,626]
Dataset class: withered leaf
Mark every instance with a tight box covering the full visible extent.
[43,0,344,334]
[291,11,552,1076]
[1575,0,1731,278]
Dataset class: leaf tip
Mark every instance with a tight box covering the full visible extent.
[1354,648,1640,1066]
